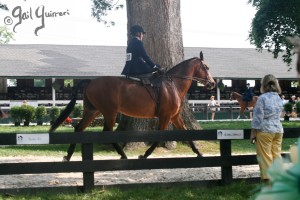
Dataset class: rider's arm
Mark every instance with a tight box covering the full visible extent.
[136,40,156,68]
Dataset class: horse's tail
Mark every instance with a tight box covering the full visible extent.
[49,79,91,133]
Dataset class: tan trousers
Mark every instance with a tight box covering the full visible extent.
[255,132,283,180]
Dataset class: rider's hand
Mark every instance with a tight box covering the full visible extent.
[154,65,164,75]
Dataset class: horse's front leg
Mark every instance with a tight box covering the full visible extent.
[139,118,170,159]
[64,144,77,161]
[171,114,203,157]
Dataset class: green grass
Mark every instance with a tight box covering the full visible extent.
[0,182,257,200]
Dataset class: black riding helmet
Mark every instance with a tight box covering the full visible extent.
[130,25,146,36]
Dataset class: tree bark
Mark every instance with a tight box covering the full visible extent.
[117,0,201,150]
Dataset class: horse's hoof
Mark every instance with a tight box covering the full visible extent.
[197,154,203,158]
[120,156,127,159]
[138,155,146,159]
[63,156,69,162]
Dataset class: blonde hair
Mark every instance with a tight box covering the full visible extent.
[260,74,281,94]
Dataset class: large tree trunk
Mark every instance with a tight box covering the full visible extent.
[117,0,201,150]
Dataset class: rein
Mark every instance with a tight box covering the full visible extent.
[166,60,213,86]
[168,74,209,83]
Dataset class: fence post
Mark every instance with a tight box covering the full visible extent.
[220,140,232,185]
[229,106,233,119]
[81,143,94,192]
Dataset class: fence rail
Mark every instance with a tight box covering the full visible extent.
[190,105,251,120]
[0,128,299,193]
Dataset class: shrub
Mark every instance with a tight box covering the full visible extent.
[35,106,47,125]
[49,106,61,122]
[72,104,83,118]
[20,105,35,126]
[295,101,300,114]
[284,102,293,114]
[10,106,22,123]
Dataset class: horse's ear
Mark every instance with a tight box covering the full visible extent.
[200,51,204,61]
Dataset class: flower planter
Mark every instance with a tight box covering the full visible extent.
[24,121,30,126]
[37,121,43,126]
[284,115,290,121]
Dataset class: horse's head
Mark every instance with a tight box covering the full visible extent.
[193,51,216,90]
[165,52,215,90]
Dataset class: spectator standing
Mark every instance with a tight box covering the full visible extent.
[281,95,288,105]
[208,96,218,121]
[250,74,283,183]
[289,95,296,105]
[280,95,288,117]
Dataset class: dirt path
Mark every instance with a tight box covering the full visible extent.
[0,155,260,189]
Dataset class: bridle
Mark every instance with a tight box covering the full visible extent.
[167,58,214,87]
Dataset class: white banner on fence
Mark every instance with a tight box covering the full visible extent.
[217,130,244,139]
[16,134,50,144]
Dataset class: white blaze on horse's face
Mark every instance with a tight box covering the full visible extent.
[198,60,216,90]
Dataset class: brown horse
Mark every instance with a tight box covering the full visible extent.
[49,52,216,161]
[230,92,258,119]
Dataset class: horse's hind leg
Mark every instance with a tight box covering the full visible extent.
[139,142,159,159]
[188,141,203,157]
[64,111,99,161]
[172,114,203,157]
[103,115,127,159]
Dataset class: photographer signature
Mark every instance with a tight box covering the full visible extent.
[4,5,70,36]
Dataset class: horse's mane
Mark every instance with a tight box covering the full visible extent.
[166,57,199,74]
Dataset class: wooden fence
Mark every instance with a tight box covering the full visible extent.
[0,128,299,194]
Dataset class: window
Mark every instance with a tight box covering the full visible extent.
[247,80,255,87]
[7,79,17,87]
[197,82,204,87]
[223,80,232,87]
[291,81,299,88]
[34,79,45,87]
[64,79,73,88]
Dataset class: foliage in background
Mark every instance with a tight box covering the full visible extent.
[35,106,47,124]
[10,106,23,123]
[49,106,61,122]
[20,105,35,123]
[248,0,300,70]
[283,102,293,114]
[296,101,300,114]
[72,104,83,118]
[64,79,73,87]
[0,3,8,10]
[91,0,124,26]
[0,26,14,44]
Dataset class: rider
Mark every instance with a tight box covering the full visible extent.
[121,25,163,77]
[242,83,254,108]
